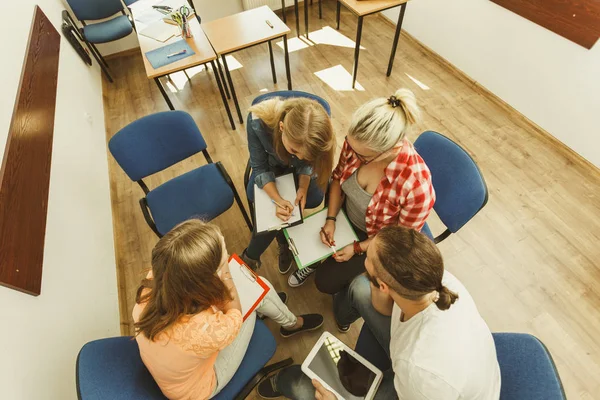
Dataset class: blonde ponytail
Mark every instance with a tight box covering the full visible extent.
[348,88,421,152]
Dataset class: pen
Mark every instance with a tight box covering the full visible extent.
[167,49,187,58]
[320,227,337,254]
[271,199,295,216]
[265,19,273,29]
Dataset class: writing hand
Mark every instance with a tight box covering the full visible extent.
[332,244,354,262]
[275,199,294,222]
[320,220,336,247]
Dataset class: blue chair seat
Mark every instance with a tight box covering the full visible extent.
[146,163,234,236]
[493,333,565,400]
[213,320,277,399]
[83,15,133,44]
[421,222,434,242]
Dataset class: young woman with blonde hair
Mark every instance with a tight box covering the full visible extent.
[132,219,323,400]
[287,89,435,299]
[241,96,336,275]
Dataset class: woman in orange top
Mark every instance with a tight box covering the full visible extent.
[132,219,323,400]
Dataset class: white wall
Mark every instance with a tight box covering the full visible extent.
[384,0,600,168]
[0,2,120,399]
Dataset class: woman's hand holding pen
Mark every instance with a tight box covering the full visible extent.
[273,197,294,221]
[320,220,336,247]
[333,244,354,262]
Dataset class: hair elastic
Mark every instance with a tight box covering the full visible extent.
[387,95,401,108]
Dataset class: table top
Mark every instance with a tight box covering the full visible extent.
[130,0,216,78]
[339,0,409,16]
[202,6,291,55]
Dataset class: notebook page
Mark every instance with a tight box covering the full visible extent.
[228,257,268,320]
[254,173,301,233]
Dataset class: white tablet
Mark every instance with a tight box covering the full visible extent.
[301,332,383,400]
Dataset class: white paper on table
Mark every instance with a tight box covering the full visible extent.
[254,173,302,233]
[284,208,358,269]
[139,20,178,42]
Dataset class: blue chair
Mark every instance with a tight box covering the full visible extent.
[65,0,134,82]
[243,90,332,204]
[109,110,252,237]
[356,325,566,399]
[494,333,566,400]
[76,320,293,400]
[413,130,488,243]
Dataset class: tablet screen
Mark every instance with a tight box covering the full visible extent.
[306,336,377,399]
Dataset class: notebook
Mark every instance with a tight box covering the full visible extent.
[139,20,178,42]
[253,173,304,234]
[228,254,270,321]
[284,208,358,269]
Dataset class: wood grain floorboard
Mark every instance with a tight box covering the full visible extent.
[102,1,600,398]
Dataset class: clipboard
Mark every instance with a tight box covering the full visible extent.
[253,173,304,234]
[283,208,358,270]
[228,254,270,321]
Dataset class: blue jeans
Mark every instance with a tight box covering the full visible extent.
[245,171,324,261]
[275,275,397,399]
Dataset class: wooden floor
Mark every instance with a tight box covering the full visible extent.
[103,2,600,398]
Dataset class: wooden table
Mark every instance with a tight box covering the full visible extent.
[129,0,235,129]
[203,6,292,125]
[336,0,409,88]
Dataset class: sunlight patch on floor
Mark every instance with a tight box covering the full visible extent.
[276,26,365,52]
[405,73,430,90]
[314,64,365,91]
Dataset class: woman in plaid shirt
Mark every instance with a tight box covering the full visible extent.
[288,89,435,311]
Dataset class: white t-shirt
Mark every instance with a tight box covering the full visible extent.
[390,272,501,400]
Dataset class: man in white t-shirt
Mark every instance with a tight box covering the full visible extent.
[257,225,501,399]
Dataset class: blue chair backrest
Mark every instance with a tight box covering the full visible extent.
[493,333,566,400]
[109,111,208,182]
[251,90,331,116]
[413,131,488,233]
[67,0,125,21]
[76,336,167,400]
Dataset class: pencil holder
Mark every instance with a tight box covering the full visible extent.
[181,21,192,38]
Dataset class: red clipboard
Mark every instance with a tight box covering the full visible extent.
[229,254,270,321]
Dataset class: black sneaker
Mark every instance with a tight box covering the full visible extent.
[278,242,294,274]
[257,375,281,399]
[280,314,324,338]
[240,250,261,271]
[288,265,316,287]
[337,322,351,333]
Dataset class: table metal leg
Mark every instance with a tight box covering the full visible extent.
[336,1,341,30]
[215,59,231,99]
[304,0,309,39]
[281,0,287,23]
[268,40,277,84]
[319,0,322,19]
[183,69,191,81]
[387,3,407,77]
[294,0,300,37]
[283,35,292,90]
[222,55,243,124]
[352,16,363,90]
[155,77,174,110]
[211,60,235,130]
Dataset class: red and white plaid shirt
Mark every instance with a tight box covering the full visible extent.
[332,139,435,236]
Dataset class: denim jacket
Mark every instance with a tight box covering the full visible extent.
[248,115,313,188]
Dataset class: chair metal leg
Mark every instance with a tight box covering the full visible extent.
[268,40,277,84]
[294,0,300,37]
[86,42,113,82]
[352,16,364,89]
[216,59,231,99]
[210,60,235,130]
[216,162,253,232]
[319,0,322,19]
[222,55,243,124]
[304,0,309,39]
[154,77,175,110]
[281,0,287,23]
[387,3,407,77]
[89,42,110,70]
[233,358,294,400]
[283,35,292,90]
[336,1,341,30]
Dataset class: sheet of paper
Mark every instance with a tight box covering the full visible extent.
[228,256,269,320]
[285,208,358,269]
[254,173,301,233]
[139,20,178,42]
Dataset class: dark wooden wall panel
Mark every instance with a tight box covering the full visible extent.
[491,0,600,49]
[0,6,60,296]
